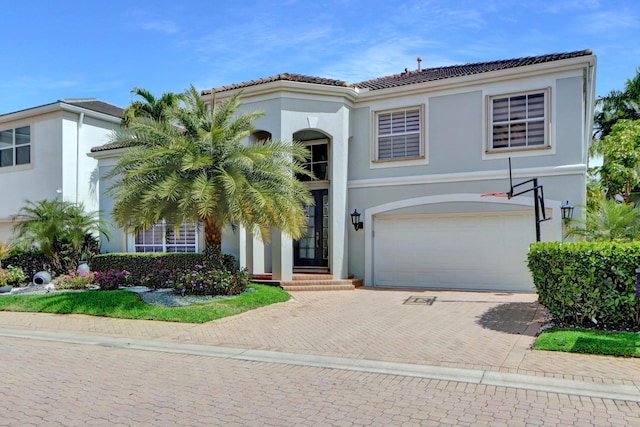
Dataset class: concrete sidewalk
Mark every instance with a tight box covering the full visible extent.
[1,288,638,401]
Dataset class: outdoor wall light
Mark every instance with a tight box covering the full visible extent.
[351,209,363,231]
[561,201,574,221]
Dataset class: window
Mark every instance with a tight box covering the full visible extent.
[489,90,548,152]
[375,107,422,161]
[133,221,198,253]
[0,126,31,168]
[299,140,328,181]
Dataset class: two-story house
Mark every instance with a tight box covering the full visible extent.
[0,99,123,242]
[92,49,596,292]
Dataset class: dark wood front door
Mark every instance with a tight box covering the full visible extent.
[294,189,329,267]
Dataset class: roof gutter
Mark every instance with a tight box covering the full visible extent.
[0,102,121,124]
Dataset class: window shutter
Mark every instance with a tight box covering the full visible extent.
[490,91,547,151]
[377,108,421,160]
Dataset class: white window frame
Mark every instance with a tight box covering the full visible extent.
[129,220,199,253]
[486,88,550,154]
[373,105,424,162]
[0,125,31,169]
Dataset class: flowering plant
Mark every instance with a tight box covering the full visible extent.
[93,269,132,290]
[0,266,26,287]
[169,265,249,296]
[143,262,176,289]
[56,269,95,290]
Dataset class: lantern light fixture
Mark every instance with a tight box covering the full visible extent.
[561,201,574,221]
[351,209,363,231]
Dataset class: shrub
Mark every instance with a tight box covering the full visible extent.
[11,199,108,272]
[4,250,56,279]
[90,250,237,285]
[528,241,640,330]
[56,269,95,290]
[168,265,249,296]
[93,269,133,291]
[0,266,27,287]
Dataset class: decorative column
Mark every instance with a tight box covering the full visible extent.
[271,229,293,281]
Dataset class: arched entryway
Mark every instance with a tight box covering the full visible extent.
[293,130,330,271]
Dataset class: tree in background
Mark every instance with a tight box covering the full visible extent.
[108,85,313,249]
[591,69,640,201]
[596,119,640,203]
[121,87,184,127]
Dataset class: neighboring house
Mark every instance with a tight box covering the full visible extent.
[0,99,123,242]
[93,49,596,292]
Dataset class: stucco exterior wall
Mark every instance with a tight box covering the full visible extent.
[0,112,64,241]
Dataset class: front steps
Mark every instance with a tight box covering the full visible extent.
[251,273,362,291]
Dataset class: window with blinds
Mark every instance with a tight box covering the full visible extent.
[134,221,198,253]
[489,90,548,151]
[376,107,422,161]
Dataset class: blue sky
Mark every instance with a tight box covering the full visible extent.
[0,0,638,114]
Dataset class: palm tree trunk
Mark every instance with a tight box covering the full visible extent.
[203,216,222,250]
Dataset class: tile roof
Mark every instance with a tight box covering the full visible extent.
[90,142,125,153]
[204,49,593,95]
[353,49,593,91]
[203,73,350,95]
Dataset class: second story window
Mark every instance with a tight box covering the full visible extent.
[299,139,329,181]
[0,126,31,168]
[375,107,422,161]
[489,90,548,152]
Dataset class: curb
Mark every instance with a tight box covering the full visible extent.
[1,327,638,403]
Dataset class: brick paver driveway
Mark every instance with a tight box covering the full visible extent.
[1,288,640,425]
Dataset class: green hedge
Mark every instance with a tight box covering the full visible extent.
[4,252,56,280]
[528,242,640,330]
[90,250,237,286]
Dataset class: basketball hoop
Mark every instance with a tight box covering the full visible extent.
[480,192,508,197]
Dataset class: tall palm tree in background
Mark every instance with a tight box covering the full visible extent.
[108,85,313,249]
[121,87,184,127]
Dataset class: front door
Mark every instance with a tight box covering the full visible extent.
[294,189,329,267]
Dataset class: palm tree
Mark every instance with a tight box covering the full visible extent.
[121,87,184,127]
[565,199,640,242]
[11,199,109,271]
[108,85,313,249]
[592,68,640,150]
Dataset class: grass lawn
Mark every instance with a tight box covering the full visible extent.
[0,284,289,324]
[533,327,640,358]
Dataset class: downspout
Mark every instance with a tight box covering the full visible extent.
[76,112,84,204]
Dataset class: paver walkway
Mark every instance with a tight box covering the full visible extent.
[1,288,639,394]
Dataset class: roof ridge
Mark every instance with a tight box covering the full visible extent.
[353,49,593,90]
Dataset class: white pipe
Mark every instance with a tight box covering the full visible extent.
[76,112,84,204]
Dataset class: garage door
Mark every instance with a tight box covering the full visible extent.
[373,211,535,291]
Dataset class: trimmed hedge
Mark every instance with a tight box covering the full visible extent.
[528,242,640,330]
[4,252,57,280]
[90,250,237,286]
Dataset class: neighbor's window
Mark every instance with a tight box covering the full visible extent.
[489,90,548,152]
[0,126,31,168]
[134,221,198,253]
[375,107,422,161]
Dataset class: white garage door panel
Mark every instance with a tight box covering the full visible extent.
[373,212,534,291]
